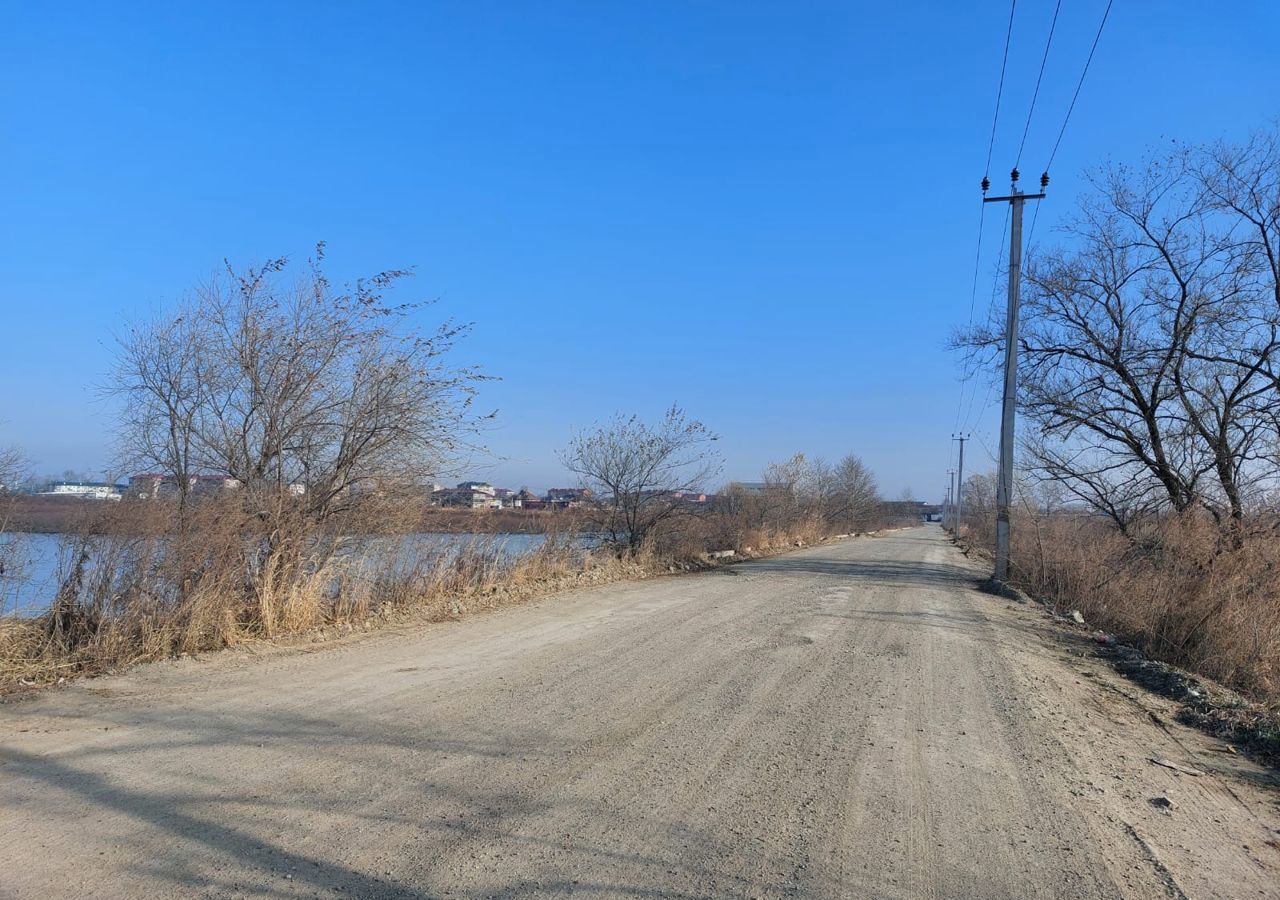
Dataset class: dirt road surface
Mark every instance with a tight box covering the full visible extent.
[2,526,1278,898]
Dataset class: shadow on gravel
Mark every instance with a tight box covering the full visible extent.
[1,703,817,898]
[0,741,438,899]
[819,606,991,634]
[746,556,982,591]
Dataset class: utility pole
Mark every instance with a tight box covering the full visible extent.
[984,168,1046,582]
[952,434,968,535]
[947,470,957,531]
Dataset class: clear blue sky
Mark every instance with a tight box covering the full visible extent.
[3,2,1278,498]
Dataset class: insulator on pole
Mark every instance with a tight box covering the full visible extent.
[1010,167,1020,184]
[1040,171,1050,190]
[981,176,991,194]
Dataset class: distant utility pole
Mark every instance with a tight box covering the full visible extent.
[984,168,1047,582]
[947,469,957,531]
[952,434,968,535]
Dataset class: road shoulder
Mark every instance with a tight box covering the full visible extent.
[946,538,1280,898]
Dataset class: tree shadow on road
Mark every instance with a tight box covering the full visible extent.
[745,556,984,592]
[0,702,837,898]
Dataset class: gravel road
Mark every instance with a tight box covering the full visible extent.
[2,526,1277,899]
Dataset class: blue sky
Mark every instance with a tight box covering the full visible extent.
[2,2,1278,498]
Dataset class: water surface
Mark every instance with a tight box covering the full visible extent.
[0,531,557,618]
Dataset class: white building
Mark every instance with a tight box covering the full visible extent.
[43,481,122,501]
[435,482,501,509]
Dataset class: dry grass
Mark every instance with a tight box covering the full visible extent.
[0,509,834,691]
[0,533,597,690]
[962,511,1280,708]
[0,491,883,693]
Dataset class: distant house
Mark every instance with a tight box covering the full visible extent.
[880,499,941,522]
[637,488,710,504]
[434,482,500,509]
[515,488,544,510]
[545,487,592,509]
[42,481,121,501]
[193,475,239,495]
[127,474,163,498]
[669,491,709,504]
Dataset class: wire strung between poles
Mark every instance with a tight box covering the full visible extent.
[984,0,1018,178]
[1045,0,1116,171]
[1015,0,1062,166]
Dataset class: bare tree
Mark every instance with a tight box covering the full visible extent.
[762,452,817,528]
[756,452,881,532]
[111,245,486,628]
[827,454,880,531]
[0,446,31,605]
[956,127,1280,537]
[561,405,720,554]
[117,248,483,514]
[113,307,207,512]
[0,446,26,493]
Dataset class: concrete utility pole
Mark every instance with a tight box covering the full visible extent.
[952,434,968,535]
[984,169,1046,582]
[947,470,957,532]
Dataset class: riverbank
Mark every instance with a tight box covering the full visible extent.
[0,523,859,694]
[3,495,589,535]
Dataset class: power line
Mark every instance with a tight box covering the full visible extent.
[977,430,999,465]
[959,203,1011,435]
[971,1,1113,429]
[1025,199,1044,254]
[984,0,1018,178]
[959,0,1018,434]
[964,206,988,333]
[1026,1,1117,267]
[1045,0,1116,171]
[954,205,1002,434]
[1015,0,1063,166]
[953,202,989,433]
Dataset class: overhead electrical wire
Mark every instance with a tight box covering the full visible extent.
[983,0,1018,179]
[953,0,1118,479]
[1015,0,1062,167]
[1045,0,1116,172]
[958,206,1010,435]
[957,0,1018,434]
[960,204,1010,436]
[953,203,988,433]
[1025,199,1045,256]
[1027,0,1117,249]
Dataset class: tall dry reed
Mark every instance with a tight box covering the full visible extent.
[963,510,1280,706]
